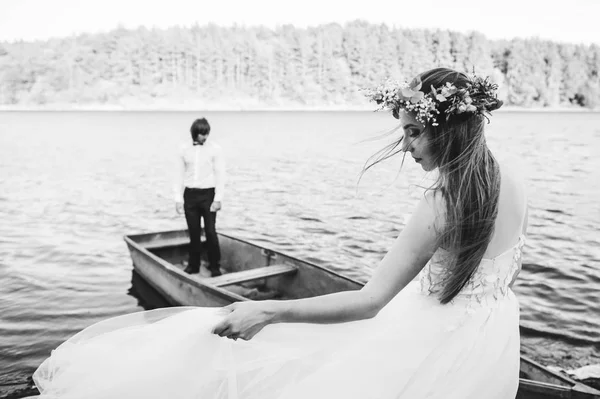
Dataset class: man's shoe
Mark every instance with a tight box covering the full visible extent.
[209,268,222,277]
[184,265,199,274]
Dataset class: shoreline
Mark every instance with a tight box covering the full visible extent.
[0,104,597,113]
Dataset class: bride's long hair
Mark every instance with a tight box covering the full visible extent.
[364,67,501,304]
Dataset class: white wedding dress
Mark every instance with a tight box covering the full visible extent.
[33,197,527,398]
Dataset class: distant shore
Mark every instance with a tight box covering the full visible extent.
[0,103,597,112]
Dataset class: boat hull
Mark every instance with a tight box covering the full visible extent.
[124,229,363,307]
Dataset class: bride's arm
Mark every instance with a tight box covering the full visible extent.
[508,207,528,289]
[271,191,441,324]
[212,192,442,340]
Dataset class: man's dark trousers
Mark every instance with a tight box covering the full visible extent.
[183,187,221,274]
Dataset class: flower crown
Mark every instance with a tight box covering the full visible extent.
[363,73,503,126]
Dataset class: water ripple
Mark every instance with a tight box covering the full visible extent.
[0,110,599,377]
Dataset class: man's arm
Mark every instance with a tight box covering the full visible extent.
[212,145,226,203]
[173,147,185,212]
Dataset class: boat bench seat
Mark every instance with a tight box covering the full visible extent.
[206,264,298,287]
[144,236,204,250]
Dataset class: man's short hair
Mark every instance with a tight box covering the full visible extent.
[190,118,211,140]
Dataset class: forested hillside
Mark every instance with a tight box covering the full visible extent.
[0,21,598,109]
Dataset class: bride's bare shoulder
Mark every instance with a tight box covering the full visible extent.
[497,157,527,192]
[496,158,528,222]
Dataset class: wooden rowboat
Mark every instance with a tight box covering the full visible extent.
[124,229,361,307]
[123,229,600,399]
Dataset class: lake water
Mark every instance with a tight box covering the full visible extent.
[1,110,599,385]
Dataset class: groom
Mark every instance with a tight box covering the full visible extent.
[174,117,226,277]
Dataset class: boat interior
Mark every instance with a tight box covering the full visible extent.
[142,231,305,301]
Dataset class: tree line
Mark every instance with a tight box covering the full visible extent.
[0,21,598,109]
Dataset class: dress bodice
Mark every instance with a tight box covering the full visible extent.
[419,235,526,304]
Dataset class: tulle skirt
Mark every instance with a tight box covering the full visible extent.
[33,282,520,399]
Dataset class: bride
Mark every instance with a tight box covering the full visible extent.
[32,67,527,398]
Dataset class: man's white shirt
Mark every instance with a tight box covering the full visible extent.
[174,141,225,203]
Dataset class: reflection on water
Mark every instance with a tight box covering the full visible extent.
[127,270,173,311]
[0,110,599,382]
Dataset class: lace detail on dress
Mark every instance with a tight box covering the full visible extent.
[418,235,526,310]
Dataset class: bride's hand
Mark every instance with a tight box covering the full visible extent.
[212,301,275,341]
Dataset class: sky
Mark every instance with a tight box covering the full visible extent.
[0,0,599,45]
